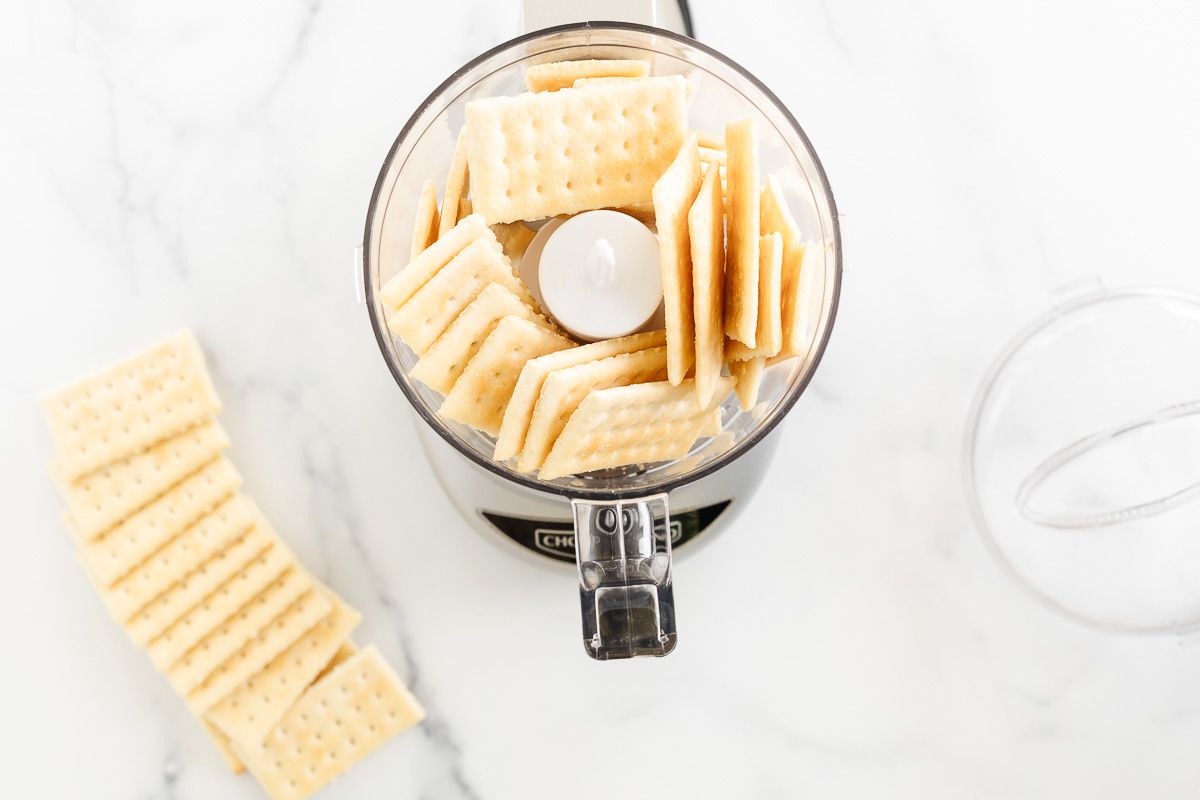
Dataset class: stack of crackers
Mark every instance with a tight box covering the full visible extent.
[658,118,819,413]
[382,59,818,481]
[42,331,424,800]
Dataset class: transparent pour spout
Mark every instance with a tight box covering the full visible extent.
[572,494,677,660]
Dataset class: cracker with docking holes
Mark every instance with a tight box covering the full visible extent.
[51,419,230,542]
[652,132,702,385]
[525,58,650,92]
[731,356,766,410]
[411,283,548,394]
[539,377,734,481]
[518,346,669,474]
[723,119,761,346]
[123,516,272,646]
[206,592,361,750]
[440,316,573,436]
[727,232,783,360]
[145,541,298,672]
[379,213,490,310]
[42,330,223,481]
[236,646,425,800]
[77,457,243,587]
[438,131,470,237]
[463,76,689,224]
[185,587,334,714]
[494,330,664,462]
[410,180,440,262]
[44,332,422,793]
[100,493,256,624]
[162,565,313,695]
[388,237,534,356]
[689,165,727,409]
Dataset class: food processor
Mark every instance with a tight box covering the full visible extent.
[359,6,842,659]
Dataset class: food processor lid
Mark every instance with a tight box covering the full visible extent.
[965,277,1200,636]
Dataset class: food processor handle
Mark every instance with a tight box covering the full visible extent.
[571,494,677,659]
[521,0,659,34]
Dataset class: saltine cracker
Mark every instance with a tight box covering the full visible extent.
[518,346,669,474]
[463,76,688,223]
[439,316,573,436]
[493,330,664,462]
[688,165,726,408]
[723,119,760,346]
[539,377,733,481]
[652,132,702,385]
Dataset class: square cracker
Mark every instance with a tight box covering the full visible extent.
[184,586,334,714]
[409,180,440,262]
[123,518,273,646]
[652,133,702,385]
[206,591,362,750]
[723,119,760,346]
[235,646,425,800]
[379,214,490,311]
[53,419,230,542]
[726,232,783,360]
[162,565,313,695]
[689,165,727,408]
[78,456,243,588]
[760,177,811,360]
[99,493,257,624]
[539,377,734,481]
[463,76,689,224]
[387,237,533,356]
[731,357,766,411]
[437,131,470,238]
[42,330,223,481]
[494,329,664,462]
[525,58,650,92]
[145,538,298,672]
[410,283,546,395]
[518,346,669,474]
[439,316,572,437]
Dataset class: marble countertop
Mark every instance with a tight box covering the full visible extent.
[4,1,1200,797]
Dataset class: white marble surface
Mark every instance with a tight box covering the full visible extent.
[3,1,1200,797]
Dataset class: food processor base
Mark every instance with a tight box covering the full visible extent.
[413,413,775,568]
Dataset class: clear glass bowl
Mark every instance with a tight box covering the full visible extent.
[363,22,842,500]
[965,281,1200,635]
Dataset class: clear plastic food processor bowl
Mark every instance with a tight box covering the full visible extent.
[363,23,842,658]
